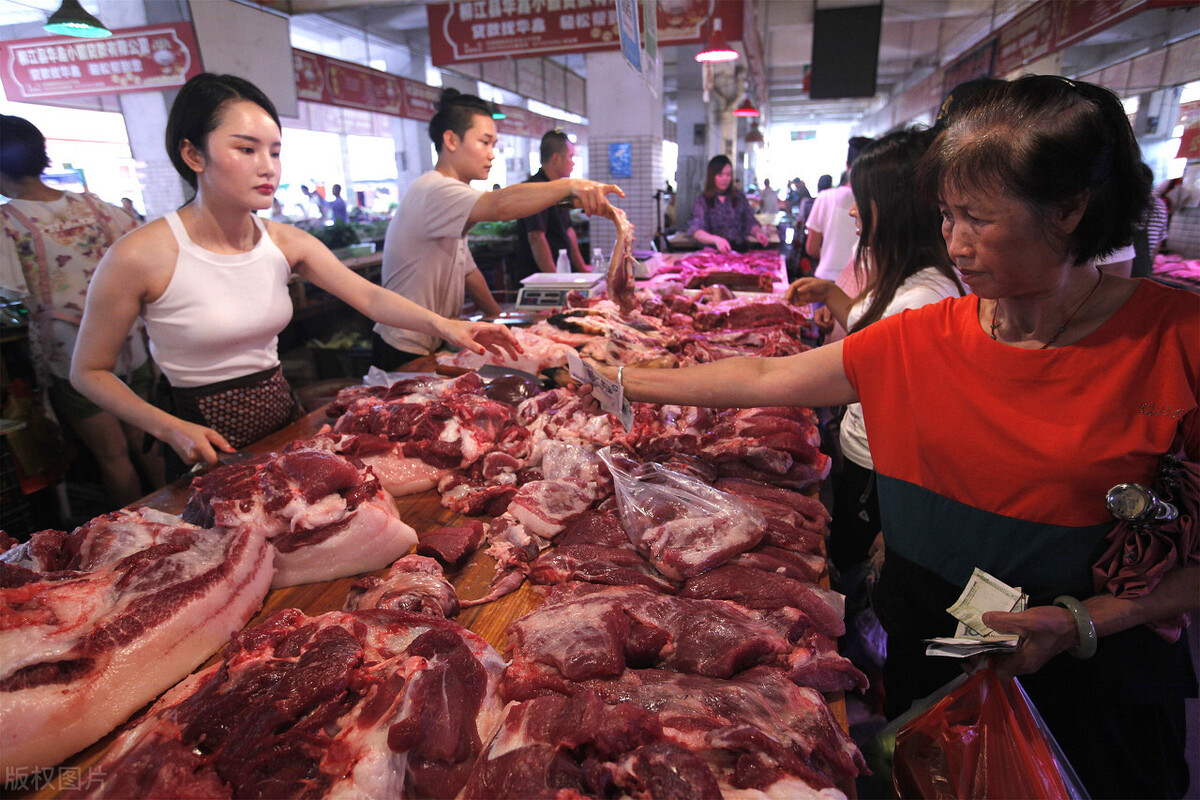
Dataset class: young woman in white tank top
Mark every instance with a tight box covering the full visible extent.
[71,73,522,473]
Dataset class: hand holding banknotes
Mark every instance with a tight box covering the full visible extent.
[981,604,1086,680]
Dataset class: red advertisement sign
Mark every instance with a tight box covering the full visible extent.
[1055,0,1149,49]
[427,0,742,67]
[293,50,326,102]
[0,22,202,101]
[400,77,442,122]
[326,59,402,116]
[942,39,996,97]
[994,1,1056,75]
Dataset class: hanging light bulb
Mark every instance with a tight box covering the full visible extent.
[695,18,738,63]
[44,0,111,38]
[733,97,759,117]
[744,121,765,146]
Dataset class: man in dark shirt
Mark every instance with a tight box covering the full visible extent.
[511,130,589,282]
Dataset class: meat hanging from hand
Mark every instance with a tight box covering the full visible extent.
[601,202,639,316]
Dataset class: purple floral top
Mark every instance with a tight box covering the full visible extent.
[688,191,758,243]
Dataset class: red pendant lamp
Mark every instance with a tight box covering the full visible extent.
[733,97,759,117]
[695,18,738,63]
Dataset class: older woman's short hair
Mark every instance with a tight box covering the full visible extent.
[918,75,1150,266]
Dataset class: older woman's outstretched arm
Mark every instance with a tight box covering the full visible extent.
[596,340,857,410]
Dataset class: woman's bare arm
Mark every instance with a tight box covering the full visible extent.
[599,341,857,409]
[71,229,234,464]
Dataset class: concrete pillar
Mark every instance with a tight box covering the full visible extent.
[585,51,663,252]
[119,92,187,220]
[108,0,189,220]
[674,45,708,236]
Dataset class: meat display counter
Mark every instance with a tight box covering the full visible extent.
[6,359,851,799]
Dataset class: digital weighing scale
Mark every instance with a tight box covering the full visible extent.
[514,272,607,310]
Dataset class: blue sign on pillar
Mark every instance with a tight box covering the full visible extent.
[609,143,632,179]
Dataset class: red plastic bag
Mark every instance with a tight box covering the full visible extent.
[892,667,1087,799]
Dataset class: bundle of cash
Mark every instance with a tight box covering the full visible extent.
[925,568,1029,658]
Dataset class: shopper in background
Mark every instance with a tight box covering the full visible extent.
[373,89,622,369]
[71,73,521,474]
[511,129,590,282]
[0,115,163,506]
[786,127,965,576]
[586,76,1197,798]
[687,154,769,254]
[804,137,872,282]
[120,197,145,222]
[328,183,349,224]
[758,178,780,214]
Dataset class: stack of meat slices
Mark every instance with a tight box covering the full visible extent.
[0,508,273,774]
[67,558,506,800]
[181,442,416,588]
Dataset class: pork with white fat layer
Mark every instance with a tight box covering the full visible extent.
[0,509,273,773]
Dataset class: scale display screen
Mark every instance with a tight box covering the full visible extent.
[514,276,607,310]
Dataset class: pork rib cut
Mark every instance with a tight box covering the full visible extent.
[0,508,273,773]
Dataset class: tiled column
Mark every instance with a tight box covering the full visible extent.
[585,51,664,253]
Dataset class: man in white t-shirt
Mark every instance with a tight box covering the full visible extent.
[804,138,872,282]
[373,90,622,368]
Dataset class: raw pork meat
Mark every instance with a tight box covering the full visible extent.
[681,564,847,638]
[68,607,506,800]
[463,667,864,799]
[0,509,273,773]
[182,443,416,588]
[416,520,486,569]
[344,554,460,617]
[503,583,792,696]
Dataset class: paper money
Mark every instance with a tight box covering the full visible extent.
[925,568,1028,658]
[567,352,634,432]
[946,567,1025,637]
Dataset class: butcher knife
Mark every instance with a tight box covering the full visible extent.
[476,364,544,385]
[186,448,257,476]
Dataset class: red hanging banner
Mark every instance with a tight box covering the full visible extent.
[427,0,742,67]
[0,23,203,102]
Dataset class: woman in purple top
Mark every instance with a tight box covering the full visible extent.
[688,155,769,254]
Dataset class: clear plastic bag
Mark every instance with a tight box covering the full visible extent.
[596,446,767,580]
[891,666,1089,799]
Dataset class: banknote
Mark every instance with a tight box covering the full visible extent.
[925,568,1028,658]
[946,567,1025,637]
[567,352,634,431]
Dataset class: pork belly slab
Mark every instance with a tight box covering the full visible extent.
[182,444,416,588]
[0,509,273,773]
[67,607,505,800]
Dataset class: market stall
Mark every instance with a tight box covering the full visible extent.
[3,261,863,798]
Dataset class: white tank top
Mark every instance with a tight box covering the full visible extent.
[145,211,293,388]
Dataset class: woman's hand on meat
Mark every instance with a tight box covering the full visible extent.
[439,319,523,360]
[570,180,625,216]
[981,605,1080,680]
[813,305,835,335]
[161,419,234,467]
[785,277,835,306]
[710,235,732,254]
[752,226,770,246]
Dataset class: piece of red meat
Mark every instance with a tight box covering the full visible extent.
[416,521,486,569]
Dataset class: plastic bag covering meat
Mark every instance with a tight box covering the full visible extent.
[892,667,1089,800]
[596,446,767,580]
